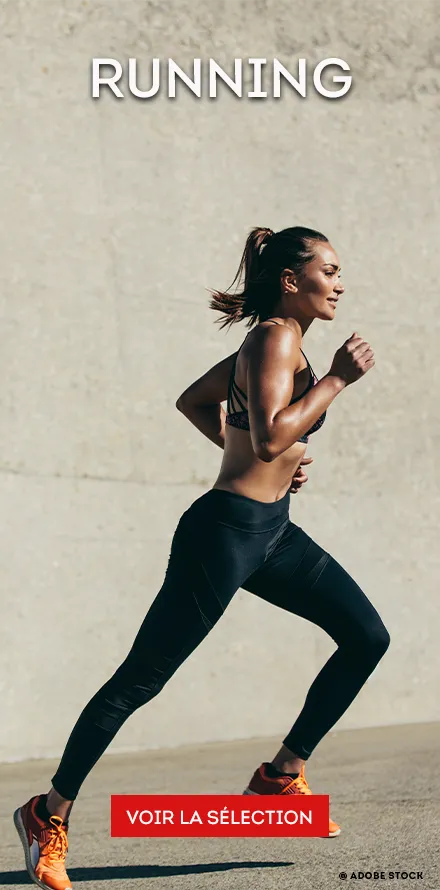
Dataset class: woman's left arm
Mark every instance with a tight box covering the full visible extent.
[176,352,237,449]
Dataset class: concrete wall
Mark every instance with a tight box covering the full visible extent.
[1,0,439,762]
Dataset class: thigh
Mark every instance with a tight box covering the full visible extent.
[242,521,384,647]
[128,505,271,671]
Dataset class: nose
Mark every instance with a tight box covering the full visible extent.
[335,281,344,295]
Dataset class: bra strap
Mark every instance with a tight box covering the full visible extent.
[227,333,251,413]
[227,354,238,414]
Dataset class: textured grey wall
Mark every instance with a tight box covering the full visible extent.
[1,0,439,762]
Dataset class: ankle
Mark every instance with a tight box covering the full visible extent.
[46,788,73,823]
[271,744,306,776]
[271,759,304,775]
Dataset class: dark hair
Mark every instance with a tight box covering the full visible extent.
[209,225,329,329]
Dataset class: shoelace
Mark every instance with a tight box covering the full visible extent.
[293,773,313,795]
[40,817,68,868]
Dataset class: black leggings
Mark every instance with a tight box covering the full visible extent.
[52,488,390,801]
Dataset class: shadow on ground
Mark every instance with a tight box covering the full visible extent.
[0,860,294,884]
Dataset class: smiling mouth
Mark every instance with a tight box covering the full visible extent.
[327,298,339,305]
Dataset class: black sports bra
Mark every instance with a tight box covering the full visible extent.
[225,321,326,445]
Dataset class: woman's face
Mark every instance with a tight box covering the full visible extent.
[283,242,344,321]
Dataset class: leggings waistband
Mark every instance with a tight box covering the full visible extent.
[188,487,291,533]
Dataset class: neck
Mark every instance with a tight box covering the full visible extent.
[269,305,314,338]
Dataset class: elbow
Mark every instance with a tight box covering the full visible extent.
[176,397,190,416]
[176,393,190,413]
[254,440,278,463]
[253,422,280,462]
[176,393,203,416]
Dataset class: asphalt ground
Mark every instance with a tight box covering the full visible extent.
[1,722,439,890]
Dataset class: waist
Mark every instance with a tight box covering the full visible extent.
[189,486,291,532]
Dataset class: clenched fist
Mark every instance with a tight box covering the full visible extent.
[290,457,313,494]
[328,332,375,386]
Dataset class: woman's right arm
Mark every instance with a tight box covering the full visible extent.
[175,351,237,449]
[247,326,373,462]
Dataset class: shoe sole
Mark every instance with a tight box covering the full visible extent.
[243,786,341,837]
[13,807,71,890]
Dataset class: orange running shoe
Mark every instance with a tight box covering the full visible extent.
[243,762,341,838]
[13,795,72,890]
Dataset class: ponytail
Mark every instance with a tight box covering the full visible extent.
[208,224,328,330]
[208,227,275,330]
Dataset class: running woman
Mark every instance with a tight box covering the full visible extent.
[14,226,390,889]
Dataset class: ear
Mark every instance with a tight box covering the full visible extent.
[280,267,298,295]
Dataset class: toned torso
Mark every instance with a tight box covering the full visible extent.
[213,322,312,503]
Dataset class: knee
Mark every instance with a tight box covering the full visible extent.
[344,619,390,670]
[359,621,391,666]
[371,623,391,658]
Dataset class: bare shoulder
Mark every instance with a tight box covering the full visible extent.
[246,319,301,363]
